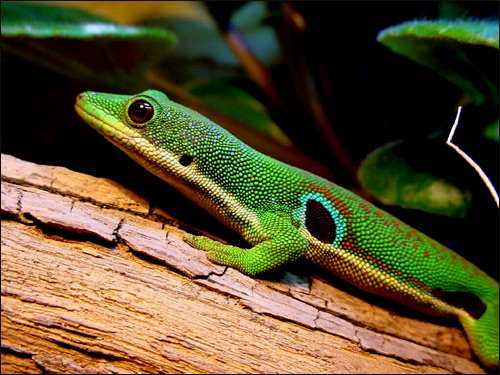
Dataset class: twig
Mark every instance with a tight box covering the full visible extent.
[446,106,499,208]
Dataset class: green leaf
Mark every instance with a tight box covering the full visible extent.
[377,19,499,106]
[357,140,472,218]
[188,77,291,145]
[140,1,280,82]
[1,1,176,91]
[482,119,499,142]
[231,1,281,66]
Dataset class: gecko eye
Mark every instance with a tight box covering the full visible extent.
[129,100,154,123]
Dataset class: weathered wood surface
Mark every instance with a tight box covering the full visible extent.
[1,153,485,374]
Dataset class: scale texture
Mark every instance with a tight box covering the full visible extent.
[75,90,499,369]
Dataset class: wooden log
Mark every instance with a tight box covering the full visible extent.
[1,153,485,373]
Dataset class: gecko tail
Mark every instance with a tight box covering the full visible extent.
[459,297,499,369]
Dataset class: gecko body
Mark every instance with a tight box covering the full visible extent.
[75,90,498,369]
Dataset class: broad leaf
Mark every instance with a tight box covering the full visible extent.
[140,1,280,82]
[377,19,499,106]
[358,140,472,218]
[1,2,176,91]
[482,119,499,142]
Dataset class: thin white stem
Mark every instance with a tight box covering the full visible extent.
[446,106,499,208]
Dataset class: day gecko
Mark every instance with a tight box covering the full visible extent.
[75,90,498,369]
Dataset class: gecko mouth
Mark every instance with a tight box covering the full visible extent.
[75,94,140,146]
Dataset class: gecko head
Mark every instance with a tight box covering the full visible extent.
[75,89,236,185]
[75,89,222,153]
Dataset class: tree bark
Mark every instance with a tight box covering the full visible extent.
[1,153,485,374]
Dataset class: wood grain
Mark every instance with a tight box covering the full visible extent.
[1,153,485,373]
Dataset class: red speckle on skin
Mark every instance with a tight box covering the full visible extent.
[487,279,497,286]
[305,182,352,219]
[406,228,417,240]
[435,245,446,253]
[360,203,371,214]
[408,276,434,294]
[389,219,403,233]
[424,250,430,258]
[461,258,469,270]
[450,252,457,259]
[392,220,404,233]
[410,228,424,242]
[374,211,390,226]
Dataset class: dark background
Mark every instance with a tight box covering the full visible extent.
[2,1,498,279]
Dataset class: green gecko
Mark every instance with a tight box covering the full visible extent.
[75,89,499,369]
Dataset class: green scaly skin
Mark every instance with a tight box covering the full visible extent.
[75,90,499,369]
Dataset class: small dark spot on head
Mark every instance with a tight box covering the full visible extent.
[179,154,193,166]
